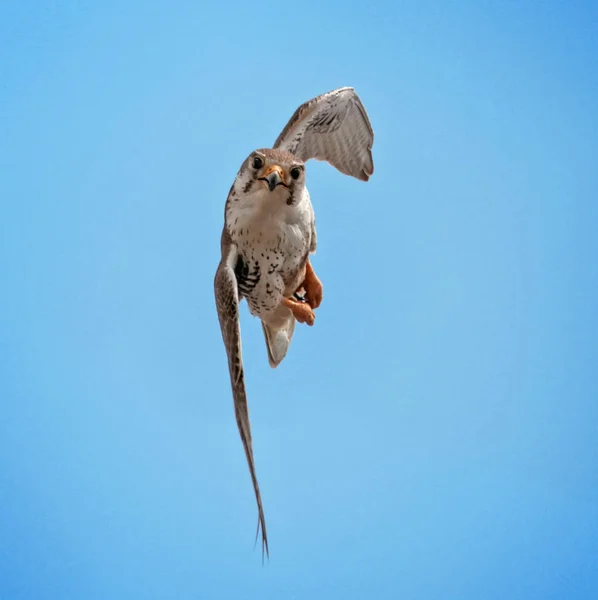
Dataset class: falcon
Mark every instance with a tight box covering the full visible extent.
[214,87,374,558]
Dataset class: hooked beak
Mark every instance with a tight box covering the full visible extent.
[258,165,287,191]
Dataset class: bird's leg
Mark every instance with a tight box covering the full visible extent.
[282,297,315,326]
[301,259,323,309]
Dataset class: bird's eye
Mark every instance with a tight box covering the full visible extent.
[290,167,301,180]
[252,156,263,169]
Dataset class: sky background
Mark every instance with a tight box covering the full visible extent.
[1,1,597,598]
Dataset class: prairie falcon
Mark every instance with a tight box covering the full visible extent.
[214,87,374,558]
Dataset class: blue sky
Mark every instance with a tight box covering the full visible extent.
[1,0,597,598]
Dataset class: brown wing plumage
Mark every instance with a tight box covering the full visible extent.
[214,229,269,560]
[273,87,374,181]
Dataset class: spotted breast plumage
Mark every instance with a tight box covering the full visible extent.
[214,87,375,559]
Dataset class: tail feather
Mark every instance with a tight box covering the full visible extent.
[261,309,296,368]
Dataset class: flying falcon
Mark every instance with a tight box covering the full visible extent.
[214,87,375,558]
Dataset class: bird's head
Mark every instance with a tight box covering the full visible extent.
[234,148,306,206]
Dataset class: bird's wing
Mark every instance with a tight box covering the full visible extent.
[273,87,374,181]
[214,230,269,560]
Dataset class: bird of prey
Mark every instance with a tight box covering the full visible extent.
[214,87,374,558]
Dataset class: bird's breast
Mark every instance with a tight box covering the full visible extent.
[227,190,312,304]
[228,202,310,259]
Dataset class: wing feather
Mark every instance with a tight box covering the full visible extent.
[214,232,269,560]
[273,87,374,181]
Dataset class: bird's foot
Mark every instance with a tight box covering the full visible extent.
[282,297,315,326]
[302,259,323,309]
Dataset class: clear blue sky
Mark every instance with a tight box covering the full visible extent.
[1,1,597,598]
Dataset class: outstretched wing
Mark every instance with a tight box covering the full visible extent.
[273,87,374,181]
[214,229,269,560]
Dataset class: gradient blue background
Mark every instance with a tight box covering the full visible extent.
[1,1,597,598]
